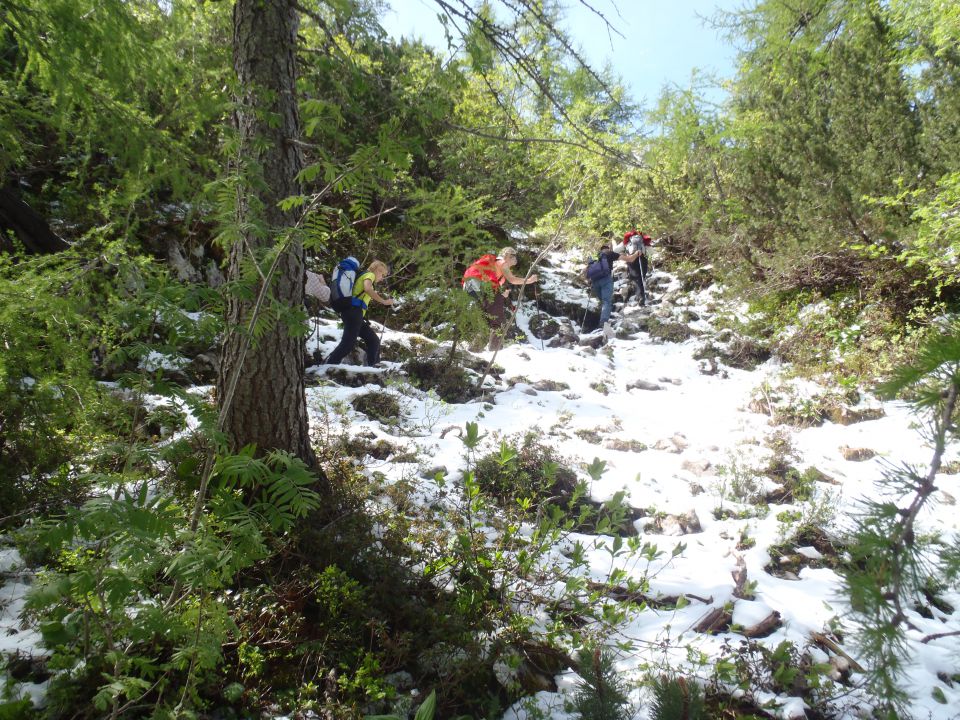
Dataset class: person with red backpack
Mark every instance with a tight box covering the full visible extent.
[463,246,538,350]
[615,229,653,306]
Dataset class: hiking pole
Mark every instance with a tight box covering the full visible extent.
[580,297,591,334]
[378,301,391,345]
[533,284,545,350]
[639,261,648,306]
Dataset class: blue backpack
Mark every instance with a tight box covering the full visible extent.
[330,257,360,302]
[585,254,611,281]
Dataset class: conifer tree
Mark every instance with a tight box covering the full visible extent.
[217,0,316,467]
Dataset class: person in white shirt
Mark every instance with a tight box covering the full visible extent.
[614,230,651,306]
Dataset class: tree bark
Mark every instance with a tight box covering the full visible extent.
[0,188,69,254]
[218,0,316,467]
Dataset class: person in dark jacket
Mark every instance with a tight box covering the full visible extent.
[585,242,624,338]
[326,260,393,366]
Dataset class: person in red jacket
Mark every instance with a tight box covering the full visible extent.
[463,246,538,350]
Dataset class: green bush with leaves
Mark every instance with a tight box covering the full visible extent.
[473,432,580,508]
[21,448,319,718]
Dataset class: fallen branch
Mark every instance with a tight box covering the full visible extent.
[811,631,866,673]
[693,606,733,634]
[741,611,782,638]
[586,580,712,609]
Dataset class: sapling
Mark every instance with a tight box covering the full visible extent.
[840,324,960,717]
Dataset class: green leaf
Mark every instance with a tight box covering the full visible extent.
[414,690,437,720]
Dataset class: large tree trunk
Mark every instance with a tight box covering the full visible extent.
[218,0,316,467]
[0,188,69,254]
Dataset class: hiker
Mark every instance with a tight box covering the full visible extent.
[326,259,394,366]
[462,246,538,350]
[304,265,330,364]
[615,230,650,306]
[584,241,622,339]
[304,265,330,309]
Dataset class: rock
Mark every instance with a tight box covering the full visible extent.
[805,466,838,485]
[682,509,702,533]
[578,334,604,349]
[840,446,877,462]
[627,379,663,391]
[187,351,219,383]
[678,266,714,292]
[659,515,685,536]
[658,377,683,385]
[681,459,712,476]
[529,314,560,341]
[532,379,571,392]
[420,465,447,480]
[603,438,648,453]
[825,406,886,425]
[649,509,701,536]
[698,358,719,376]
[521,387,537,396]
[653,433,689,453]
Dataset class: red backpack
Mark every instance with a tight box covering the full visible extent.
[462,254,503,288]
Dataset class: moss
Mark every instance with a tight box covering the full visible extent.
[473,433,640,535]
[351,391,402,423]
[403,356,482,403]
[645,318,700,343]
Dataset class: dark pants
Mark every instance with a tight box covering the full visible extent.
[467,286,509,350]
[629,256,649,304]
[327,299,380,366]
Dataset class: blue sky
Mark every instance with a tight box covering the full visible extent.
[380,0,743,107]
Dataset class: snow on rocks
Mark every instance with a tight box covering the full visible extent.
[3,248,958,718]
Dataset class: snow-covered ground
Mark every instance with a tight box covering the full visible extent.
[301,255,960,719]
[2,253,958,718]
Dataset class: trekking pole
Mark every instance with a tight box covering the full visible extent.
[378,302,390,344]
[533,284,545,350]
[639,261,648,305]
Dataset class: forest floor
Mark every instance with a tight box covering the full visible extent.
[2,250,959,719]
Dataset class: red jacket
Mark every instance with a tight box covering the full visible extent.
[462,254,504,289]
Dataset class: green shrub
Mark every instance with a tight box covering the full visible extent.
[649,675,705,720]
[569,646,631,720]
[473,433,579,507]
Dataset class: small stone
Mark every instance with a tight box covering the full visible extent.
[681,459,712,476]
[840,445,876,462]
[627,379,663,391]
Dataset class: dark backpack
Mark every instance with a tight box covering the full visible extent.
[585,254,611,281]
[330,256,360,302]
